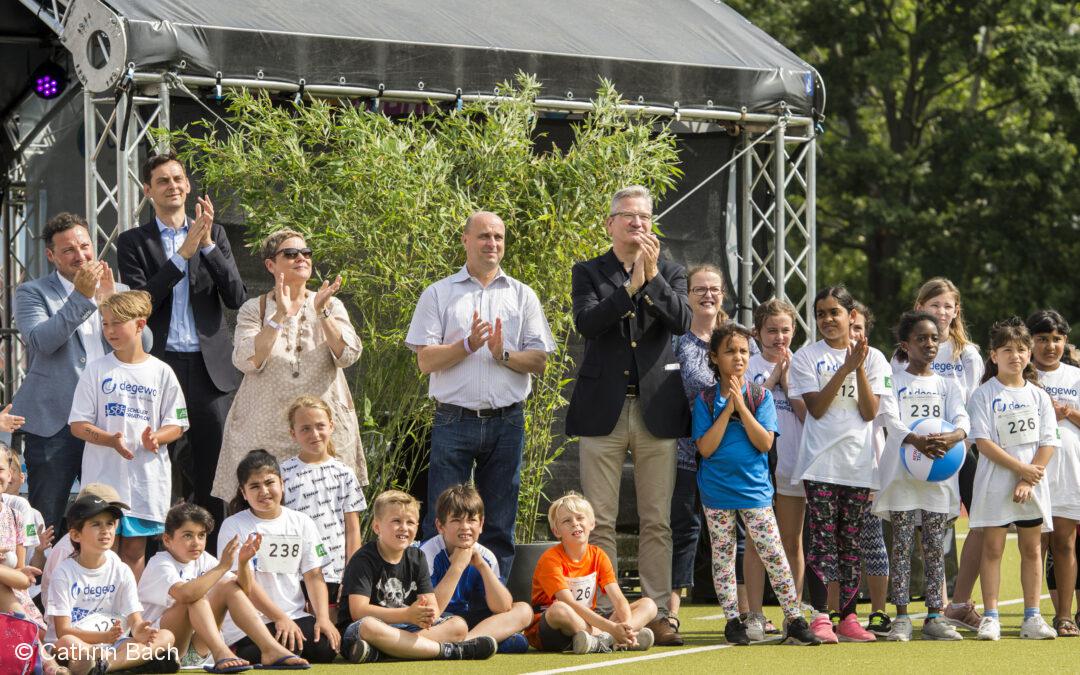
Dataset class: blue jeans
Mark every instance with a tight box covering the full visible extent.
[424,405,525,581]
[23,427,83,530]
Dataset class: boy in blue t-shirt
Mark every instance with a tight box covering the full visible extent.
[420,484,533,653]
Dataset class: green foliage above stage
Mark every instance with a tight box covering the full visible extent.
[730,0,1080,347]
[167,75,682,542]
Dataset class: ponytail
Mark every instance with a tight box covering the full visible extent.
[982,317,1040,387]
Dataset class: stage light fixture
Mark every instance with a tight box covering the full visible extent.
[31,61,68,100]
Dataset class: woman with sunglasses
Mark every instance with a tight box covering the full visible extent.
[212,229,367,503]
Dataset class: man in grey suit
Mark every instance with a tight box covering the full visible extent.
[10,212,149,530]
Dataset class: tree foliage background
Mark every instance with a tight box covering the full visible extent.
[730,0,1080,348]
[168,76,681,541]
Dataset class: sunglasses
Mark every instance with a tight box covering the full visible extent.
[273,247,313,260]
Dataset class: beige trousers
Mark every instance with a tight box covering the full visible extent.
[578,397,677,613]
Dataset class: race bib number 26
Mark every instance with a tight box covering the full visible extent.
[567,573,597,607]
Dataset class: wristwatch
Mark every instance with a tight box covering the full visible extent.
[321,306,333,319]
[501,350,511,363]
[265,317,284,331]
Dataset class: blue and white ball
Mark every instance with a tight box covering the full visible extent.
[900,418,966,482]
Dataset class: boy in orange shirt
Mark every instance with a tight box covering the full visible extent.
[526,492,657,653]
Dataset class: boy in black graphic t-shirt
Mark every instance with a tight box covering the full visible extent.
[337,490,497,663]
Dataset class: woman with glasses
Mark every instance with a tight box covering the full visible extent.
[212,229,367,502]
[670,265,743,626]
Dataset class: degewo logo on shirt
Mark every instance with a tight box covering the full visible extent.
[101,376,158,399]
[992,397,1027,413]
[815,359,840,376]
[71,580,116,599]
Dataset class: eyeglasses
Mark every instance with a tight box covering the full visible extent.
[273,247,313,260]
[690,286,723,297]
[610,211,653,223]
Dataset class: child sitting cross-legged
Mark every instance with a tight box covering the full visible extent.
[526,492,657,654]
[138,502,310,672]
[337,490,497,663]
[46,495,177,674]
[420,484,533,653]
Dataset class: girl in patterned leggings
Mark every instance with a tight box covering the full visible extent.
[691,322,819,647]
[789,287,892,643]
[875,311,970,641]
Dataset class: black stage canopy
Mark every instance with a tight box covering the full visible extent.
[107,0,819,115]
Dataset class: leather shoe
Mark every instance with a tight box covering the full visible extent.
[647,616,684,646]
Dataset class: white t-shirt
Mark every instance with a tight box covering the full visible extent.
[2,494,42,550]
[747,353,803,493]
[789,341,892,489]
[139,550,225,625]
[217,507,329,645]
[45,551,140,642]
[874,369,971,519]
[281,456,366,584]
[41,533,76,602]
[891,341,983,403]
[967,378,1060,531]
[4,494,46,597]
[68,353,190,523]
[1037,365,1080,520]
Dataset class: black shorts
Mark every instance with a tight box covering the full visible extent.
[959,445,978,511]
[536,611,574,652]
[1012,518,1043,529]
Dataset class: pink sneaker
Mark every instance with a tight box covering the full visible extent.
[810,613,839,644]
[836,614,876,642]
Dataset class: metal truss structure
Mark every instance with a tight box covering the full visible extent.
[737,122,817,342]
[2,0,819,398]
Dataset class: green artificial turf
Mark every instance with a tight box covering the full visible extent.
[256,520,1080,674]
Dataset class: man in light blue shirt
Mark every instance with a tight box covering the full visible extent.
[117,152,246,541]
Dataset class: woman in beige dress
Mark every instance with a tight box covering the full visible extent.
[213,229,367,502]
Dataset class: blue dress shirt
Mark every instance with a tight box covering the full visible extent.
[156,217,216,352]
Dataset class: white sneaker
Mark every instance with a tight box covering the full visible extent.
[977,616,1001,641]
[1020,615,1057,640]
[572,631,614,654]
[886,616,912,642]
[922,617,963,641]
[621,627,654,651]
[744,613,766,642]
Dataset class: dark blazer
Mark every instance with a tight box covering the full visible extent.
[116,220,247,393]
[565,249,692,439]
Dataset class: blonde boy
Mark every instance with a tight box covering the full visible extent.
[526,492,657,653]
[337,490,496,663]
[68,291,189,579]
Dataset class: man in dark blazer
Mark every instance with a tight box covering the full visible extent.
[566,185,692,645]
[117,152,246,533]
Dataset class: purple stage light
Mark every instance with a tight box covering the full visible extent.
[31,61,67,100]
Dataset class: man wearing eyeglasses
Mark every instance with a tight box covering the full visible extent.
[566,185,692,645]
[406,211,555,579]
[117,151,247,537]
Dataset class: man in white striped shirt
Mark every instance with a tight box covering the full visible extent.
[406,211,556,578]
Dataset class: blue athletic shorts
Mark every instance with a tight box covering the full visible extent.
[119,515,165,537]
